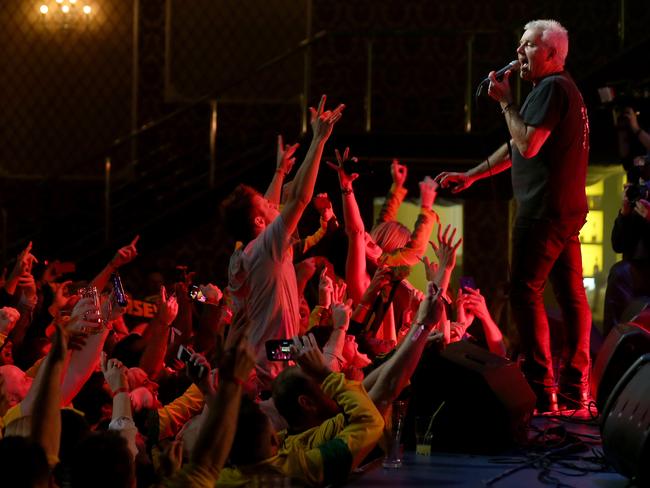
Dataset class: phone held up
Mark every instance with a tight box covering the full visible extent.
[177,344,206,379]
[266,339,293,361]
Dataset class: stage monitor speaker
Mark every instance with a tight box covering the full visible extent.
[601,353,650,485]
[591,322,650,412]
[410,341,535,453]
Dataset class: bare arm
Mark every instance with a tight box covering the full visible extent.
[488,70,550,158]
[191,334,255,472]
[281,96,345,236]
[91,236,139,292]
[364,282,443,413]
[265,135,299,205]
[327,148,370,303]
[435,143,512,193]
[31,324,67,464]
[142,286,178,378]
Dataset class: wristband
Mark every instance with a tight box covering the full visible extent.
[501,102,516,114]
[112,387,129,397]
[341,187,353,195]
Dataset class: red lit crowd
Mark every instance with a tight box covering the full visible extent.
[0,76,610,485]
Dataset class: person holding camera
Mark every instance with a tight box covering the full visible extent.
[603,167,650,335]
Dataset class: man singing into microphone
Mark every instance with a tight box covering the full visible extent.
[435,19,591,413]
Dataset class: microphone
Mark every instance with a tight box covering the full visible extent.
[479,60,520,86]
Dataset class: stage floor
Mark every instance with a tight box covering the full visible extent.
[348,410,632,488]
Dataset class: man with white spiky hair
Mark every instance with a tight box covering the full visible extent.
[436,19,591,413]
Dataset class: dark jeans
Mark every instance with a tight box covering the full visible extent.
[511,216,591,393]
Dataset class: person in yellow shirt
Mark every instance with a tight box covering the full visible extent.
[219,329,384,487]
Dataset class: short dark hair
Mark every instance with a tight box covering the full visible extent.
[228,396,272,465]
[0,436,50,488]
[272,367,322,429]
[220,184,260,244]
[70,431,134,488]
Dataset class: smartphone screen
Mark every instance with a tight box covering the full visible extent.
[188,285,208,303]
[265,339,293,361]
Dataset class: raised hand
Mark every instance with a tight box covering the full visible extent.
[309,94,345,141]
[318,268,334,308]
[332,279,347,305]
[430,224,463,272]
[366,266,393,298]
[434,171,473,194]
[419,175,439,209]
[455,287,474,327]
[276,134,299,177]
[326,146,358,190]
[414,281,443,329]
[199,283,223,305]
[156,286,178,326]
[290,333,331,383]
[0,307,20,335]
[331,299,353,331]
[391,159,408,188]
[458,287,491,322]
[313,193,335,222]
[157,439,184,480]
[634,199,650,221]
[187,351,214,396]
[487,68,515,105]
[110,235,139,269]
[100,352,128,393]
[219,329,255,385]
[623,107,641,133]
[5,242,38,296]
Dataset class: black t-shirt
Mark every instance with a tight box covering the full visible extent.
[512,72,589,219]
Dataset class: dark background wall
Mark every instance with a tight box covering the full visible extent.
[1,0,649,301]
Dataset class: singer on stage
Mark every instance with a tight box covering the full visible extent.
[435,19,591,413]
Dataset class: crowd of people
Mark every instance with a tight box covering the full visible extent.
[0,18,628,487]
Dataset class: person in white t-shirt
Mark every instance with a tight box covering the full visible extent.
[221,96,344,392]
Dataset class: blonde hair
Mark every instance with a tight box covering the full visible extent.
[524,19,569,67]
[370,221,410,253]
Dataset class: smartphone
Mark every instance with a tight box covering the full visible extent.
[459,276,477,291]
[111,272,128,307]
[188,285,207,303]
[265,339,293,361]
[177,345,205,379]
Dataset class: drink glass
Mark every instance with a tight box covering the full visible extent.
[382,399,409,469]
[415,416,433,456]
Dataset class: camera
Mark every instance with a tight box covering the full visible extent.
[265,339,293,361]
[625,180,650,204]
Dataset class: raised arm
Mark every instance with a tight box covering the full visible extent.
[280,95,345,236]
[30,324,67,465]
[327,147,370,302]
[265,135,299,206]
[91,236,139,293]
[189,333,255,478]
[375,159,409,226]
[624,107,650,151]
[488,69,550,158]
[457,287,506,356]
[144,286,178,376]
[422,223,463,296]
[364,281,444,413]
